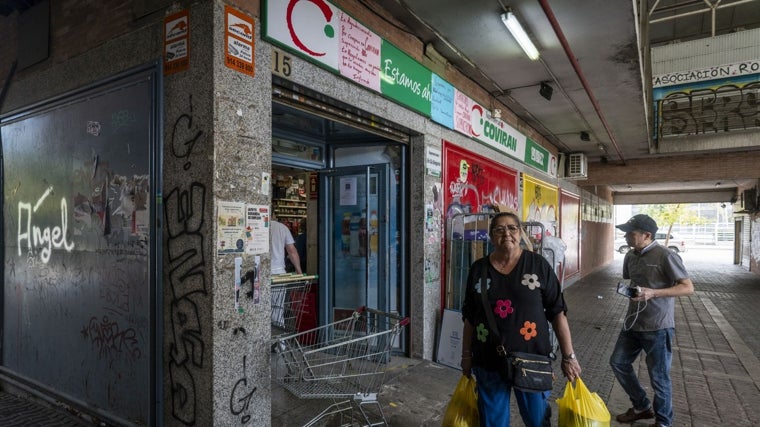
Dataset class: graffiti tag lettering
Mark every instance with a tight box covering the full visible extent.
[17,186,75,264]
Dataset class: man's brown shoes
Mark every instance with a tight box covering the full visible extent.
[616,407,655,423]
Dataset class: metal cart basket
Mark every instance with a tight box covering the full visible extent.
[272,307,410,427]
[271,274,317,338]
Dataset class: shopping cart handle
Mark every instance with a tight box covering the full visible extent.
[355,306,367,314]
[398,317,410,327]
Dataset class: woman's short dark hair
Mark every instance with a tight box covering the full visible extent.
[489,211,522,234]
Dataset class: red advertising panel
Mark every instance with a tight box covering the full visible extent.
[442,142,519,308]
[560,190,580,282]
[443,141,519,218]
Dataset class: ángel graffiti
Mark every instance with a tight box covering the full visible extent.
[17,186,75,264]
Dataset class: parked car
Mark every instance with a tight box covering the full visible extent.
[614,232,688,254]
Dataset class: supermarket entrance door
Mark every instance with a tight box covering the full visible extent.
[321,163,400,325]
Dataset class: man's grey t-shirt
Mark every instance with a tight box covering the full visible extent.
[622,241,689,331]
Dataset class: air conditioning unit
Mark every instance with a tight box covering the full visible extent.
[566,153,588,179]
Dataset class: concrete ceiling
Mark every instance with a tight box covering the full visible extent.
[2,0,758,203]
[370,0,760,203]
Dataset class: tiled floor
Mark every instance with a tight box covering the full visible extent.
[2,246,757,426]
[274,246,760,426]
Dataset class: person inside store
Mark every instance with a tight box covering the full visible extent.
[270,217,302,275]
[293,219,307,274]
[610,214,694,427]
[460,211,582,427]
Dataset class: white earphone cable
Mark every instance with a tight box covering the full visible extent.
[623,299,647,331]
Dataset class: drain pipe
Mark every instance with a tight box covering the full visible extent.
[538,0,627,165]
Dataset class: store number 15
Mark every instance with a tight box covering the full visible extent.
[272,50,292,77]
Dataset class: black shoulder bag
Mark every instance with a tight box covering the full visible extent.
[480,262,555,392]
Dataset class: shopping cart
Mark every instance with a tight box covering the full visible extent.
[272,307,410,427]
[270,274,318,338]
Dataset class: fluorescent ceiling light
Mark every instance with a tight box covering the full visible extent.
[501,12,539,60]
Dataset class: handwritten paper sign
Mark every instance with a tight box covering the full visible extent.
[431,74,454,128]
[339,13,381,91]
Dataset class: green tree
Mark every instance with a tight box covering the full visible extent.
[639,204,704,245]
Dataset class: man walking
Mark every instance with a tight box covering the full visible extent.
[610,214,694,427]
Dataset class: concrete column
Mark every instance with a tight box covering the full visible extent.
[162,1,273,425]
[409,133,444,360]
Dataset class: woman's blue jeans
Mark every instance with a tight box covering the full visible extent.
[472,367,551,427]
[609,328,674,426]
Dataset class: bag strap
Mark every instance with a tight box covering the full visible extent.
[480,260,508,357]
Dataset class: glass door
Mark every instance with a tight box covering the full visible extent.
[320,164,392,322]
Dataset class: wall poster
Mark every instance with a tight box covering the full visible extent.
[442,141,519,219]
[217,200,246,254]
[521,174,559,240]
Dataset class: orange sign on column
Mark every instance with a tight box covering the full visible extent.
[224,6,255,77]
[163,10,190,75]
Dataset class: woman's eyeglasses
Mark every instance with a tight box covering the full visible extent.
[492,225,520,236]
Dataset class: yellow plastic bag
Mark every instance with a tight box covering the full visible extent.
[557,377,611,427]
[442,375,479,427]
